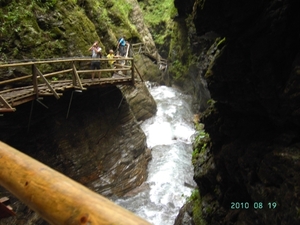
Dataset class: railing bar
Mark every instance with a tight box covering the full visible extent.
[77,68,131,73]
[33,65,60,99]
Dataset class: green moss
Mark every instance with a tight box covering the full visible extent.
[140,0,177,25]
[192,124,210,165]
[168,59,187,83]
[139,0,177,52]
[188,189,207,225]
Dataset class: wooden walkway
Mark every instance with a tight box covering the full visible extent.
[0,57,136,113]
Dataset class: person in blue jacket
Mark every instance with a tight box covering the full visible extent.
[117,36,127,56]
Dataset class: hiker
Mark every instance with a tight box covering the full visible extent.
[117,36,127,57]
[107,49,116,68]
[107,49,116,77]
[88,41,102,81]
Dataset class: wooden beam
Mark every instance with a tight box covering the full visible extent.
[131,57,135,85]
[0,142,151,225]
[33,65,60,99]
[77,68,131,73]
[125,43,130,58]
[72,62,84,90]
[0,108,16,113]
[0,69,73,86]
[134,64,144,82]
[0,57,134,68]
[0,95,15,111]
[32,64,39,98]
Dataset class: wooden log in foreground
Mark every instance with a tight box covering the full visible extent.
[0,142,151,225]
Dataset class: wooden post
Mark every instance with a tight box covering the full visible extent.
[0,142,151,225]
[125,43,130,58]
[134,64,144,82]
[131,58,135,85]
[72,61,84,90]
[32,64,39,98]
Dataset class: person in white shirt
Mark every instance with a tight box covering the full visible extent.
[88,41,102,81]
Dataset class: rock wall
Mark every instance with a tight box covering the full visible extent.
[119,82,157,121]
[0,85,156,224]
[174,0,300,224]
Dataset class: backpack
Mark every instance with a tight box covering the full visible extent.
[119,37,126,46]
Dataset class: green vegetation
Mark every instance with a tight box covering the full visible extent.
[139,0,177,46]
[168,59,188,83]
[110,0,141,40]
[0,0,190,86]
[188,189,207,225]
[139,0,177,25]
[192,125,210,165]
[35,0,58,9]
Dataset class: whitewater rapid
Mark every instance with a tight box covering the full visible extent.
[114,84,197,225]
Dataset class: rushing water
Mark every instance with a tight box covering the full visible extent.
[114,84,197,225]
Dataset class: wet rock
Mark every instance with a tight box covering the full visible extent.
[174,0,300,224]
[0,86,153,224]
[174,201,194,225]
[118,82,157,121]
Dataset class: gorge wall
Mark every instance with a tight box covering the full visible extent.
[174,0,300,224]
[0,85,156,224]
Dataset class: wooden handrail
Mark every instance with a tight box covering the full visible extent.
[0,57,133,68]
[0,141,151,225]
[0,58,134,86]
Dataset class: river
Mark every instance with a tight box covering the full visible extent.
[114,84,197,225]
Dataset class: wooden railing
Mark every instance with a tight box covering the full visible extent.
[0,57,135,112]
[0,141,151,224]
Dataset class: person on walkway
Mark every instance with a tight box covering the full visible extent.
[117,36,127,57]
[107,49,116,77]
[107,49,116,68]
[88,41,102,81]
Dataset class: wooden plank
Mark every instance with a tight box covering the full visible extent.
[10,95,36,107]
[0,142,151,225]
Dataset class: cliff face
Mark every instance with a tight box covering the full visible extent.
[175,0,300,224]
[0,86,155,224]
[0,0,161,79]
